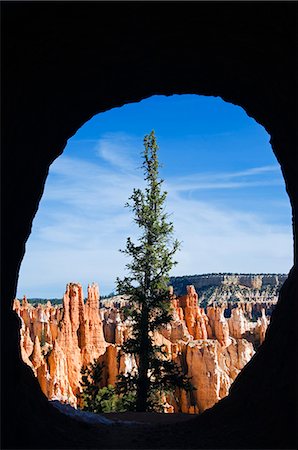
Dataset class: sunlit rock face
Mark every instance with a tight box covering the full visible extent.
[14,282,275,412]
[14,282,107,407]
[183,338,254,413]
[170,273,287,296]
[81,283,107,366]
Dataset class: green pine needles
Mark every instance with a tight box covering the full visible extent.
[80,362,136,413]
[79,131,194,414]
[115,130,194,412]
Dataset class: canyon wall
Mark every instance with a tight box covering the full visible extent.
[170,273,287,296]
[14,282,275,413]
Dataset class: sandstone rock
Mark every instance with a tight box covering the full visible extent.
[31,336,44,369]
[222,275,239,286]
[81,283,107,366]
[115,311,126,345]
[17,282,272,414]
[251,275,263,290]
[49,318,59,343]
[56,283,84,397]
[23,327,34,357]
[255,308,269,345]
[228,306,249,339]
[13,298,21,315]
[37,361,49,397]
[179,285,209,340]
[118,349,137,380]
[48,340,77,407]
[21,308,32,332]
[19,322,35,372]
[100,344,119,386]
[185,337,255,413]
[98,344,137,388]
[103,308,117,343]
[185,340,223,412]
[207,306,231,347]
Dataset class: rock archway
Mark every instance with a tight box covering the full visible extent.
[2,3,296,448]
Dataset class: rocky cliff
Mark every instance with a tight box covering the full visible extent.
[14,282,275,413]
[170,273,287,296]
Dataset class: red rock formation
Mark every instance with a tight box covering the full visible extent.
[103,313,116,343]
[99,344,119,386]
[81,283,107,366]
[37,361,49,398]
[255,308,269,345]
[250,275,263,290]
[184,337,255,413]
[48,340,77,406]
[23,328,34,357]
[162,295,190,341]
[31,336,43,369]
[207,305,231,347]
[16,282,273,413]
[21,295,32,329]
[14,283,108,407]
[228,306,249,339]
[13,298,21,315]
[178,285,209,340]
[56,283,84,398]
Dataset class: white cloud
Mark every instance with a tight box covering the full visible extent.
[165,193,292,276]
[95,132,141,171]
[168,179,283,193]
[165,164,283,193]
[17,151,293,298]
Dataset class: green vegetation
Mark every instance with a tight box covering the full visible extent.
[115,131,194,412]
[169,274,286,297]
[26,298,63,306]
[25,292,116,307]
[100,292,116,300]
[80,362,136,413]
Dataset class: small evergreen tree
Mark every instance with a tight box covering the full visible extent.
[116,130,194,412]
[80,361,136,413]
[80,360,105,412]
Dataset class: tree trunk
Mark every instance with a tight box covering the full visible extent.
[136,305,150,412]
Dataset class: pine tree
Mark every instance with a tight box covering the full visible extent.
[80,361,136,413]
[116,130,194,412]
[79,360,105,412]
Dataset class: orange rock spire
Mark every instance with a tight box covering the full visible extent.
[16,282,273,413]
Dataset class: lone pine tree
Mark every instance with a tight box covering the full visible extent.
[116,130,193,412]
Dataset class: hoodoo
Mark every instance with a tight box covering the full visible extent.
[15,282,274,413]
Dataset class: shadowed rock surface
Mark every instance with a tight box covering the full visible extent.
[2,2,296,449]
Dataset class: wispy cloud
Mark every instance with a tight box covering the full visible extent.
[17,147,293,298]
[95,132,142,171]
[235,165,279,176]
[170,165,279,183]
[166,165,282,192]
[167,179,283,193]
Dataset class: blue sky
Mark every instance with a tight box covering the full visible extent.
[16,95,293,298]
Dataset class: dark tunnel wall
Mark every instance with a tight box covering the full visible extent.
[2,2,297,449]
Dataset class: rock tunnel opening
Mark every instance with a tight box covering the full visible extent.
[3,3,296,447]
[13,93,293,419]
